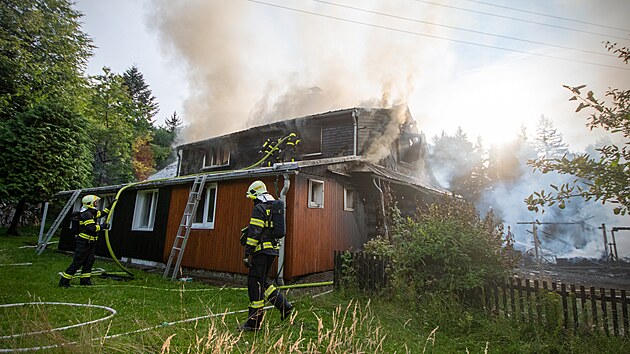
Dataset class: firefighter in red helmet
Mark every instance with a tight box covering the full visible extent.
[238,180,292,331]
[59,195,109,287]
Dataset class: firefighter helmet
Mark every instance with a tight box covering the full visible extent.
[82,195,100,209]
[246,181,267,199]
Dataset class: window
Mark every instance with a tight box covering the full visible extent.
[398,134,421,164]
[344,188,355,211]
[203,145,230,168]
[308,179,325,208]
[192,183,217,229]
[300,125,322,156]
[132,190,159,231]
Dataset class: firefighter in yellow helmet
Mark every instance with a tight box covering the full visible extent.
[238,180,292,331]
[59,195,110,287]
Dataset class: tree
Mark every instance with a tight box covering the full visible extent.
[0,0,93,234]
[165,111,182,133]
[132,133,155,181]
[534,115,568,159]
[527,42,630,215]
[86,67,135,186]
[0,0,93,116]
[122,65,159,132]
[0,101,92,234]
[429,128,487,203]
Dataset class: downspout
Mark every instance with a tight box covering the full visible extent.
[372,177,389,241]
[277,173,291,285]
[352,109,358,156]
[176,148,183,177]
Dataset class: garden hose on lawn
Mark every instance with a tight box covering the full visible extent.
[103,134,295,278]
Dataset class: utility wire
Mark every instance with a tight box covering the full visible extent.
[247,0,629,71]
[312,0,613,58]
[411,0,630,41]
[461,0,630,33]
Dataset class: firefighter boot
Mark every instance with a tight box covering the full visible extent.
[238,307,262,331]
[268,290,293,320]
[58,277,71,288]
[80,278,93,286]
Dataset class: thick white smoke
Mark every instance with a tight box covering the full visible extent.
[150,0,450,143]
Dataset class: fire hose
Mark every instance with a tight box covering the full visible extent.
[103,133,297,277]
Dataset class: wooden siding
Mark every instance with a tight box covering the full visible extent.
[59,187,172,262]
[285,174,365,278]
[179,110,357,176]
[163,177,288,275]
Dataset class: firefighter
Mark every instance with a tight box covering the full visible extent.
[278,133,300,163]
[58,195,109,287]
[239,180,292,331]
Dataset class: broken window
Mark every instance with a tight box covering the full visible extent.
[398,134,422,164]
[204,145,230,168]
[300,125,322,156]
[308,179,325,208]
[132,189,159,231]
[192,183,217,229]
[344,188,355,211]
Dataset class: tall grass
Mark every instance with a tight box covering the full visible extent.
[1,231,628,353]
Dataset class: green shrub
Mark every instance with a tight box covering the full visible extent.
[365,198,517,296]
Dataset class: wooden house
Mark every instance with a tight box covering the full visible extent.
[57,106,447,281]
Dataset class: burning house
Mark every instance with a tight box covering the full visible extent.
[55,106,448,280]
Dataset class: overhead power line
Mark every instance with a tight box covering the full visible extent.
[312,0,613,58]
[246,0,629,71]
[461,0,630,33]
[411,0,630,41]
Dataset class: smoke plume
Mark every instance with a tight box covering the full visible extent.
[151,0,446,143]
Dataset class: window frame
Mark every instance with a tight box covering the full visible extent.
[301,125,322,157]
[192,183,218,229]
[203,145,230,168]
[132,189,159,231]
[308,179,325,208]
[343,187,355,211]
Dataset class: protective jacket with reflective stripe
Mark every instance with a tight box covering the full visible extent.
[244,200,279,256]
[78,208,108,241]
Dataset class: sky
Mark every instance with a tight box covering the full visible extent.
[73,0,630,150]
[72,0,630,151]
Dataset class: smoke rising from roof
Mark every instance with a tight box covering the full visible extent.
[151,0,446,143]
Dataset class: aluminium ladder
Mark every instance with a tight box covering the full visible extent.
[36,190,81,255]
[163,175,207,280]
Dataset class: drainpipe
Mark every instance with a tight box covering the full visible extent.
[277,173,291,285]
[352,109,358,156]
[372,177,389,241]
[176,149,183,177]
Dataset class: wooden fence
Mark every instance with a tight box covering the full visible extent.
[333,251,628,337]
[333,251,389,292]
[479,277,629,337]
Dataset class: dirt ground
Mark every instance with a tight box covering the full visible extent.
[514,261,630,291]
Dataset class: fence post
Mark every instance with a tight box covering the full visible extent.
[517,278,524,322]
[570,284,578,334]
[621,290,628,337]
[561,283,568,330]
[534,280,542,326]
[611,288,618,336]
[601,288,609,336]
[590,287,599,333]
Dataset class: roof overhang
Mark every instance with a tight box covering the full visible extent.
[56,163,300,197]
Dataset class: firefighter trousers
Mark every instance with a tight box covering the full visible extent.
[245,253,292,328]
[61,237,96,285]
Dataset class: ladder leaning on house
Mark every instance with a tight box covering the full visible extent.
[163,174,207,280]
[35,190,81,255]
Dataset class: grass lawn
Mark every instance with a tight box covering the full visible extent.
[0,231,627,353]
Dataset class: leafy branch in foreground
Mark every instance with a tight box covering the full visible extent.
[526,42,630,216]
